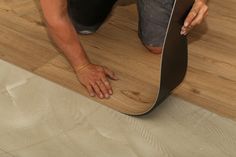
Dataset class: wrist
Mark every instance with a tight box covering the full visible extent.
[66,46,91,69]
[74,62,91,73]
[71,56,91,71]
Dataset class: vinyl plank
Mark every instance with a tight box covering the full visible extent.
[0,0,236,118]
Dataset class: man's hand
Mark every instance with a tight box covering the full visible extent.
[40,0,118,99]
[76,63,118,99]
[181,0,208,35]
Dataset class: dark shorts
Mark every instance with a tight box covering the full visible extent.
[68,0,174,47]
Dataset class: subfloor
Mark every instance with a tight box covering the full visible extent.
[1,60,236,157]
[0,0,236,118]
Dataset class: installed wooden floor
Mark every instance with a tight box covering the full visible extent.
[0,1,235,118]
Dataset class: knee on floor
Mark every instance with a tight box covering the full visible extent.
[145,45,163,54]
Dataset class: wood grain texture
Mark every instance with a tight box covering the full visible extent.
[0,0,235,118]
[175,0,236,119]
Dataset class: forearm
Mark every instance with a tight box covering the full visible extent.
[46,15,90,69]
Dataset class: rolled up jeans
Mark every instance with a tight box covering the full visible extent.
[68,0,174,47]
[68,0,117,32]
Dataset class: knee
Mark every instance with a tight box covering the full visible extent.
[72,23,99,35]
[145,45,163,54]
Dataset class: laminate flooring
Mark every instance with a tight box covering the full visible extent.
[0,0,235,118]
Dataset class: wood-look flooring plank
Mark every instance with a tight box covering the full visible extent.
[0,0,235,118]
[175,0,236,119]
[0,11,58,71]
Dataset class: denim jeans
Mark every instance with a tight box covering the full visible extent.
[68,0,174,47]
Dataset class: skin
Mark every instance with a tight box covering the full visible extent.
[40,0,208,99]
[181,0,209,35]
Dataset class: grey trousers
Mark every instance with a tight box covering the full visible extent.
[68,0,174,47]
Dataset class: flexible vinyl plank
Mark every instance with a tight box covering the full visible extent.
[0,0,236,118]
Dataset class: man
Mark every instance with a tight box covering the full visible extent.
[40,0,208,99]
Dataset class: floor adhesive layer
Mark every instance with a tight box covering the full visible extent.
[0,0,236,118]
[1,60,236,157]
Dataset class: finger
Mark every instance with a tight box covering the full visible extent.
[190,6,208,27]
[85,84,95,97]
[96,80,110,99]
[204,11,209,18]
[181,25,191,35]
[184,3,201,27]
[101,77,113,95]
[181,26,189,35]
[91,83,104,99]
[183,27,192,35]
[103,67,118,80]
[181,6,208,35]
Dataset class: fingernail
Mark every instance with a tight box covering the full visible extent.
[90,93,95,97]
[109,90,113,94]
[184,22,189,27]
[100,94,104,99]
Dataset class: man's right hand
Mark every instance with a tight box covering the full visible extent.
[75,63,119,99]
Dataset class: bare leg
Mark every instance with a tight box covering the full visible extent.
[145,45,162,54]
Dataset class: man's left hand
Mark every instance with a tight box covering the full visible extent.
[181,0,208,35]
